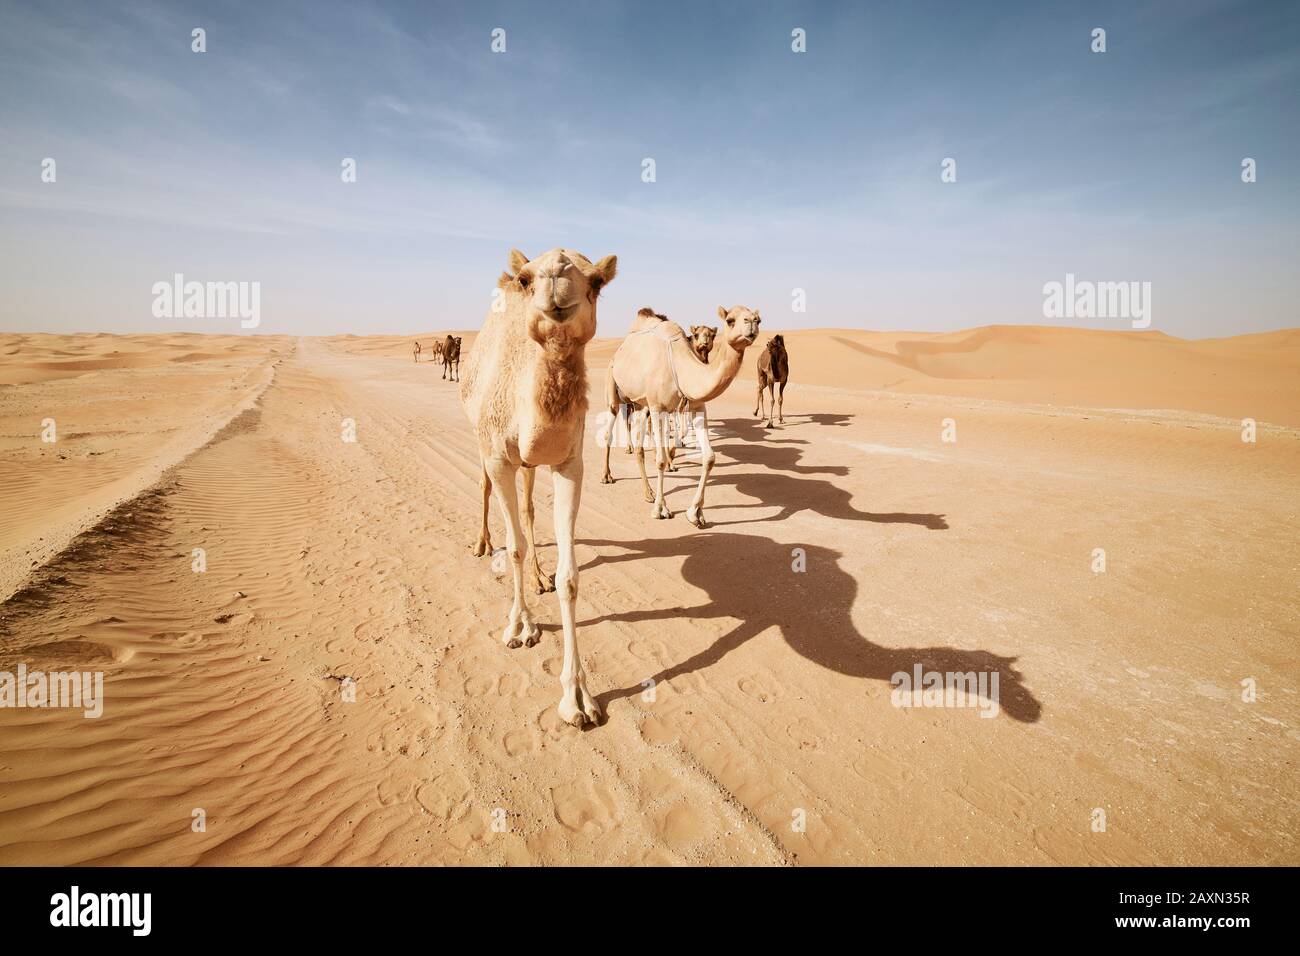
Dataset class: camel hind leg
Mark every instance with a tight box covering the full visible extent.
[765,382,776,428]
[648,409,671,519]
[777,379,786,424]
[634,409,654,502]
[522,465,554,594]
[625,403,642,455]
[472,461,494,556]
[600,372,619,483]
[685,407,714,528]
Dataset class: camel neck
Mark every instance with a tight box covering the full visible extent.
[534,336,588,420]
[674,337,746,404]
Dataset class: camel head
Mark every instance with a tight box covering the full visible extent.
[767,334,785,354]
[507,248,618,349]
[716,305,761,351]
[688,325,718,363]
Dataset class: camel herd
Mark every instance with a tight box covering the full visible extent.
[413,334,462,382]
[430,247,789,727]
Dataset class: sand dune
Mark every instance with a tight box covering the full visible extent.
[0,326,1296,865]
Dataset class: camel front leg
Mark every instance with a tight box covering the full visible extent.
[777,380,786,424]
[755,381,765,419]
[600,402,618,483]
[551,453,600,727]
[634,410,654,502]
[625,404,642,455]
[649,409,671,519]
[522,465,554,594]
[666,418,678,473]
[685,408,715,528]
[471,461,494,556]
[765,383,776,428]
[485,459,540,648]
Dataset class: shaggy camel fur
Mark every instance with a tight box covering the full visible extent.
[459,247,617,728]
[754,334,789,426]
[442,335,462,381]
[601,306,760,528]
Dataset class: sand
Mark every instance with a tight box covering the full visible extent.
[0,325,1296,865]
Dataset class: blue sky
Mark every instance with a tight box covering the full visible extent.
[0,0,1296,336]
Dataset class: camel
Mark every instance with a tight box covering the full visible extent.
[622,323,716,465]
[677,325,717,451]
[688,324,717,363]
[431,340,445,364]
[460,247,618,728]
[754,334,789,427]
[600,305,760,528]
[442,335,462,381]
[413,341,422,362]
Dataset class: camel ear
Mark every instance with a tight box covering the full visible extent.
[589,254,617,295]
[507,249,529,275]
[717,306,729,322]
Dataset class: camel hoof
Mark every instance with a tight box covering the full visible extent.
[471,539,490,557]
[600,473,614,484]
[533,571,555,594]
[558,694,601,728]
[643,491,656,504]
[686,509,707,529]
[557,699,589,728]
[503,616,537,649]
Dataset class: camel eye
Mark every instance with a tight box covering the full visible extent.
[518,271,533,288]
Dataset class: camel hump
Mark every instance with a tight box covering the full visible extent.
[630,308,684,340]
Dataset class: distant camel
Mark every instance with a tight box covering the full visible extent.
[459,247,618,728]
[601,306,760,528]
[413,341,422,362]
[431,340,445,364]
[688,324,717,362]
[442,335,462,381]
[679,325,718,450]
[755,334,789,427]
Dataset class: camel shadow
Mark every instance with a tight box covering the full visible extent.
[579,533,1041,723]
[698,418,947,530]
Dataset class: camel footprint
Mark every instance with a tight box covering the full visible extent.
[738,671,783,703]
[550,780,619,835]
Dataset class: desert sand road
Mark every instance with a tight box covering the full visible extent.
[1,334,1296,865]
